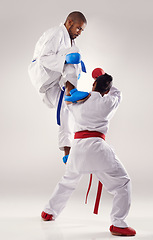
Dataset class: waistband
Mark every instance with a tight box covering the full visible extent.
[74,130,105,140]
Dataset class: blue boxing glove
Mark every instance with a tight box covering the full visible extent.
[65,53,81,64]
[63,154,69,164]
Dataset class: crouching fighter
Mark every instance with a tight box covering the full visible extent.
[41,68,136,236]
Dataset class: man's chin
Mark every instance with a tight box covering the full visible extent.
[71,35,78,40]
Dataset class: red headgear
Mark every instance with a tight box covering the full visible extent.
[92,68,105,79]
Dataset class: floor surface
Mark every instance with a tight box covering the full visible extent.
[1,193,153,240]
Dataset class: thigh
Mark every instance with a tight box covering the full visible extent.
[60,64,78,88]
[46,82,61,107]
[95,157,130,193]
[61,168,83,189]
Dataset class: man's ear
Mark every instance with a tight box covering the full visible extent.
[93,80,97,87]
[104,90,110,95]
[92,80,97,91]
[67,19,73,27]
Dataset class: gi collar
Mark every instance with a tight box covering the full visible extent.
[59,23,75,46]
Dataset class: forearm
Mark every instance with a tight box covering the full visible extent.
[109,86,122,101]
[40,52,66,73]
[40,45,79,73]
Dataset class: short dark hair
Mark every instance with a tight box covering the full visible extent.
[66,11,87,24]
[94,73,113,94]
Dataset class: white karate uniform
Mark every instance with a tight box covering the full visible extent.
[44,87,131,228]
[28,23,81,150]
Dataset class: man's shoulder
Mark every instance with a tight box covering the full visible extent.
[90,91,102,99]
[44,25,63,38]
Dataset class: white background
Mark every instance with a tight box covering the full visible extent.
[0,0,153,239]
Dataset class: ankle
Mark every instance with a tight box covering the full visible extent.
[64,146,71,156]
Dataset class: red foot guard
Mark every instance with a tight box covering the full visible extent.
[110,225,136,236]
[41,211,54,221]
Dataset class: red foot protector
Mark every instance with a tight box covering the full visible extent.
[41,211,54,221]
[92,68,105,79]
[110,225,136,236]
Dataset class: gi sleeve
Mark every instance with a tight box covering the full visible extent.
[39,35,79,74]
[104,86,122,110]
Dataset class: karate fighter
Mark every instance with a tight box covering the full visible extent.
[28,11,89,157]
[41,68,136,236]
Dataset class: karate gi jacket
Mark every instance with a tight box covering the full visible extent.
[67,87,122,173]
[28,23,80,96]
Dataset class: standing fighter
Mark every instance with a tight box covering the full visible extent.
[28,11,89,158]
[41,68,136,236]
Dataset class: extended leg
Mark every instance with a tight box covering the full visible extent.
[60,64,89,104]
[95,161,131,228]
[43,170,82,219]
[45,83,73,152]
[95,166,136,235]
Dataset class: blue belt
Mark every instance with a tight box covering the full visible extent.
[57,87,65,126]
[56,61,86,126]
[31,57,86,126]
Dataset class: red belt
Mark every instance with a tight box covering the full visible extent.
[74,130,105,141]
[74,130,105,214]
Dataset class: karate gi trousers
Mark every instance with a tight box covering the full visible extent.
[43,63,79,150]
[44,81,73,150]
[44,137,131,228]
[29,60,79,150]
